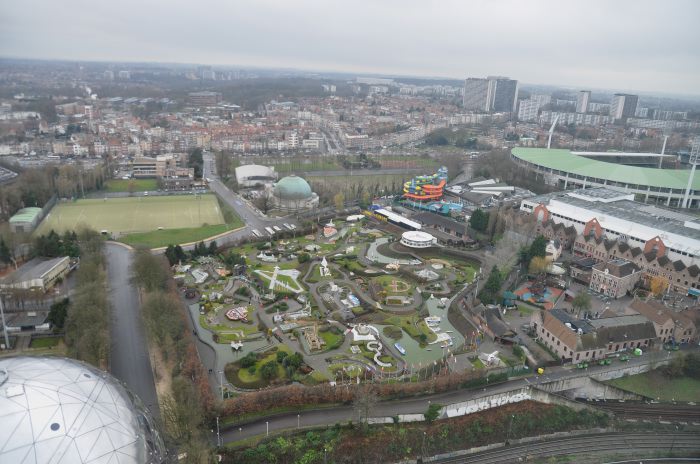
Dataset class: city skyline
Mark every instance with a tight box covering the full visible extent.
[1,0,699,96]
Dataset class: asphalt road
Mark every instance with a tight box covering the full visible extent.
[203,154,267,231]
[220,350,689,444]
[105,242,160,420]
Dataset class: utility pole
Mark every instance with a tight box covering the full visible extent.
[0,294,9,349]
[506,414,515,445]
[218,370,224,401]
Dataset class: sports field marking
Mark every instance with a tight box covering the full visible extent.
[35,194,225,236]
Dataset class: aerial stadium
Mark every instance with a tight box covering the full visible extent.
[0,356,165,464]
[511,147,700,209]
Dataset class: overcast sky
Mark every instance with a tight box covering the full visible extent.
[1,0,699,95]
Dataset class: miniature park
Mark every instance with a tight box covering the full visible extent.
[175,217,490,394]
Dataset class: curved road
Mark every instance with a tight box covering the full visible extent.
[219,351,690,444]
[105,242,160,419]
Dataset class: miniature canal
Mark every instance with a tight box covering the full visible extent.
[378,297,466,366]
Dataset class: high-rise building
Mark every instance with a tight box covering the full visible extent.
[610,93,639,120]
[576,90,591,114]
[462,78,494,111]
[463,76,518,113]
[517,94,551,122]
[489,76,519,113]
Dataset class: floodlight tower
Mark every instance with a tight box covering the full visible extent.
[681,137,700,209]
[659,131,669,168]
[547,114,560,149]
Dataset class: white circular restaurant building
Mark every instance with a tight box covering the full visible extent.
[400,230,437,248]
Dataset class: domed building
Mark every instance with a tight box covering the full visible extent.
[0,356,166,463]
[269,175,319,212]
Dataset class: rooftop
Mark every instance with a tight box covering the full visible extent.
[528,187,700,243]
[1,257,68,285]
[592,258,640,277]
[512,147,700,190]
[9,207,42,224]
[0,356,165,464]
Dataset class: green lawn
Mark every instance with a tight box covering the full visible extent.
[121,223,238,248]
[37,194,225,236]
[29,337,60,349]
[228,346,292,388]
[318,329,343,350]
[104,178,158,193]
[385,315,437,343]
[608,369,700,402]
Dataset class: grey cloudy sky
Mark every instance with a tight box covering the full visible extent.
[1,0,699,95]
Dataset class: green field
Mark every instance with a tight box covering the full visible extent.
[104,178,158,193]
[608,369,700,402]
[37,195,225,236]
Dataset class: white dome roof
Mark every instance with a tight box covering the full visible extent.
[0,356,165,464]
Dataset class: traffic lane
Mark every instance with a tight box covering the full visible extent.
[222,378,533,443]
[222,406,355,442]
[105,243,160,419]
[219,352,677,443]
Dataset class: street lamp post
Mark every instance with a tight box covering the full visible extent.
[297,414,300,429]
[266,421,269,437]
[0,294,9,349]
[216,416,221,447]
[218,370,224,401]
[506,414,515,445]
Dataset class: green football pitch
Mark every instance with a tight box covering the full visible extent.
[36,194,225,236]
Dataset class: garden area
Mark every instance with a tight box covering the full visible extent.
[225,346,307,389]
[607,354,700,402]
[384,315,436,345]
[28,336,61,349]
[199,304,260,343]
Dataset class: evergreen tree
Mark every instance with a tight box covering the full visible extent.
[469,208,489,232]
[164,245,178,265]
[208,241,218,255]
[0,237,11,265]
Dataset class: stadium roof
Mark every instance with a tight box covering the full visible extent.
[511,148,700,190]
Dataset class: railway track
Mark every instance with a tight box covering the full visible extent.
[585,401,700,423]
[429,432,700,463]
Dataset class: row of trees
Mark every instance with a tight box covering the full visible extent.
[519,235,547,267]
[0,163,108,221]
[163,241,218,266]
[478,265,505,305]
[221,368,505,419]
[63,230,109,367]
[189,148,204,179]
[424,127,483,149]
[131,250,213,460]
[34,230,81,258]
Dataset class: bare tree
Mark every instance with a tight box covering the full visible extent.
[353,385,378,428]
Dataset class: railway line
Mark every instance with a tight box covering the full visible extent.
[430,432,700,463]
[584,400,700,423]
